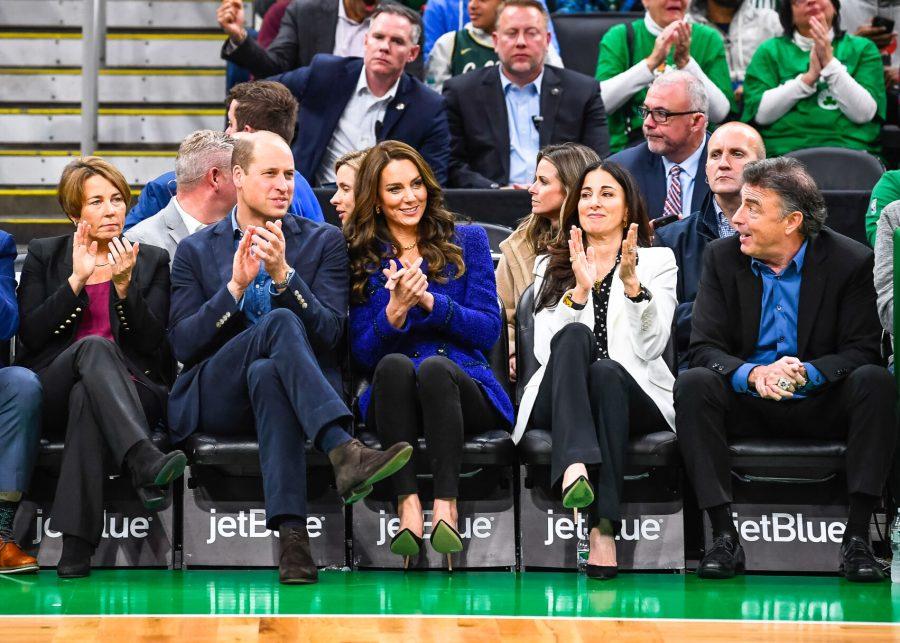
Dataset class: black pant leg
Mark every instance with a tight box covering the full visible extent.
[587,359,669,524]
[366,354,420,497]
[417,356,497,499]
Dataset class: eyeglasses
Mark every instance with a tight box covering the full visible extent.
[638,106,701,124]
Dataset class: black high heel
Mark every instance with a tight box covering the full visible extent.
[390,528,423,570]
[586,564,618,580]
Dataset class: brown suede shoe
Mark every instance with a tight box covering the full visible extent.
[328,439,413,504]
[279,527,317,585]
[0,539,38,574]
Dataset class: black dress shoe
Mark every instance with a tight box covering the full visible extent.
[840,535,885,583]
[697,533,745,579]
[126,439,187,489]
[586,564,618,580]
[57,534,93,579]
[328,439,413,504]
[279,526,318,585]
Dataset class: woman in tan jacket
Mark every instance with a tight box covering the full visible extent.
[497,143,600,382]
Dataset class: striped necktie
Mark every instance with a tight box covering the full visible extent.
[663,165,683,219]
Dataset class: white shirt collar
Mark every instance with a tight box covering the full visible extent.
[172,196,205,235]
[793,29,834,51]
[355,65,402,102]
[661,137,706,181]
[499,67,544,94]
[644,13,666,36]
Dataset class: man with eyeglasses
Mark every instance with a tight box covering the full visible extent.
[444,0,609,188]
[609,70,712,223]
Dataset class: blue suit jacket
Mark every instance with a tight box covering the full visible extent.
[608,135,711,221]
[271,55,450,185]
[167,213,348,442]
[349,225,513,427]
[123,170,324,231]
[0,230,18,342]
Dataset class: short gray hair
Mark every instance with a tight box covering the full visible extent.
[649,70,709,116]
[371,3,422,45]
[175,130,235,189]
[742,157,827,237]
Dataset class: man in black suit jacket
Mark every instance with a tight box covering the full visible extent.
[676,158,896,583]
[269,5,449,185]
[443,0,608,188]
[168,132,412,584]
[608,71,711,222]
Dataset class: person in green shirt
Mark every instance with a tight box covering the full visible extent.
[595,0,735,153]
[741,0,886,158]
[865,170,900,246]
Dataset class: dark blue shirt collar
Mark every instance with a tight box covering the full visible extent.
[230,207,242,240]
[750,239,808,277]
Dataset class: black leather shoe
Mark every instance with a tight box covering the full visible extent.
[840,535,885,583]
[697,533,745,579]
[279,526,318,585]
[57,534,93,579]
[586,564,618,580]
[126,439,187,489]
[328,439,413,504]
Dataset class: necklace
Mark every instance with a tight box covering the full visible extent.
[400,240,418,251]
[95,262,110,267]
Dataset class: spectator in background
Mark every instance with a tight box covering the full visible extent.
[497,142,600,382]
[874,198,900,338]
[595,0,733,154]
[330,149,370,226]
[688,0,783,98]
[742,0,886,157]
[126,132,237,267]
[654,121,764,368]
[426,0,563,93]
[445,0,608,188]
[218,0,379,78]
[608,71,711,221]
[257,0,292,49]
[840,0,898,80]
[866,169,900,246]
[423,0,559,58]
[273,5,450,185]
[125,81,323,230]
[0,228,42,575]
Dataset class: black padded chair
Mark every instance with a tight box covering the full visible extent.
[474,221,514,267]
[551,12,643,77]
[784,147,884,191]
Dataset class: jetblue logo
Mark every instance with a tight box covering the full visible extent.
[375,510,494,546]
[33,509,151,544]
[543,510,662,545]
[732,512,845,544]
[206,509,325,544]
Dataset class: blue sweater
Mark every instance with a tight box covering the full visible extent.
[350,224,513,427]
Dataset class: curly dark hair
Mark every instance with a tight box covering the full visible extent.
[535,161,652,312]
[345,140,465,304]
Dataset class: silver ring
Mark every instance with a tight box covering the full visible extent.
[777,378,791,391]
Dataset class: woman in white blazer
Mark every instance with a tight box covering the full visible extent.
[514,160,677,580]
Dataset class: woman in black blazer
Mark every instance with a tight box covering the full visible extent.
[16,157,185,578]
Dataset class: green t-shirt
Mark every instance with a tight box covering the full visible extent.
[866,170,900,246]
[450,28,498,76]
[742,35,886,158]
[595,20,735,154]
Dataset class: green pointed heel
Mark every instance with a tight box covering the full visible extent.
[562,475,595,510]
[430,519,463,571]
[390,528,423,569]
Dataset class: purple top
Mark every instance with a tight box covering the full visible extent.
[75,281,114,342]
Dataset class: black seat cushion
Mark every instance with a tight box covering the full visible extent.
[730,438,846,461]
[38,430,171,469]
[357,429,516,466]
[183,433,330,470]
[518,428,680,467]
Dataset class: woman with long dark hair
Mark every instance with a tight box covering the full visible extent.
[346,140,513,570]
[514,160,677,579]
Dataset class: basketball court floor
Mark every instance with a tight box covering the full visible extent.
[3,569,900,641]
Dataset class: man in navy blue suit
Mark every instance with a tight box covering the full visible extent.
[270,4,450,185]
[609,70,711,222]
[168,132,412,584]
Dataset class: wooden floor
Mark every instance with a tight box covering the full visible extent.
[6,617,900,642]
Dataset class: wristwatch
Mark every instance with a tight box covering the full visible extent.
[272,269,295,292]
[625,285,652,303]
[562,292,587,310]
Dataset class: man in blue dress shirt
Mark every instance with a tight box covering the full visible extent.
[675,157,896,583]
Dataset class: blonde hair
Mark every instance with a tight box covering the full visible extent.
[335,148,370,175]
[57,157,131,222]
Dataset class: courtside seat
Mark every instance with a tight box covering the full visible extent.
[37,429,170,470]
[728,438,846,471]
[357,429,516,467]
[518,428,679,470]
[182,435,330,476]
[552,12,644,77]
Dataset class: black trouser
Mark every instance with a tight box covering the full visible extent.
[40,336,163,545]
[674,365,898,510]
[532,324,669,525]
[366,354,498,499]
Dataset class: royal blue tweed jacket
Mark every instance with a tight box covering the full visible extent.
[350,224,514,427]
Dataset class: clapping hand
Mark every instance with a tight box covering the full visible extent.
[227,226,260,301]
[802,44,823,87]
[673,21,692,69]
[384,257,429,327]
[647,21,680,70]
[249,220,290,286]
[69,221,98,294]
[108,237,139,298]
[217,0,246,42]
[568,226,600,304]
[619,223,641,298]
[809,15,834,68]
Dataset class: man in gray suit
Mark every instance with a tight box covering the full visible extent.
[126,130,237,266]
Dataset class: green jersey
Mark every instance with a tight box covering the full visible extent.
[450,28,498,77]
[742,35,886,158]
[866,170,900,246]
[595,19,735,154]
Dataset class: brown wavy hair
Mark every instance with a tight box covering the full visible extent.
[518,143,601,256]
[57,156,131,223]
[535,161,653,312]
[345,141,465,303]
